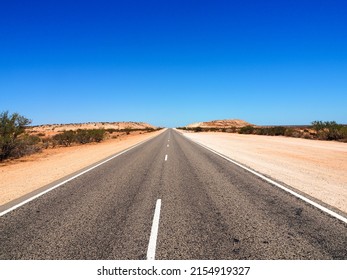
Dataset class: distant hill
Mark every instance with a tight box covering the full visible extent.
[186,119,252,128]
[29,122,156,135]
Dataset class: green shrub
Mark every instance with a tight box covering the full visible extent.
[53,129,106,146]
[311,121,326,132]
[53,130,75,146]
[75,129,91,144]
[265,126,286,136]
[89,129,105,142]
[340,126,347,140]
[239,126,255,134]
[9,134,41,158]
[311,121,346,140]
[0,111,32,161]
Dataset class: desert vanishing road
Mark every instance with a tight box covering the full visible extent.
[1,129,346,260]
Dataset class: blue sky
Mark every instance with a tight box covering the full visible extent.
[1,0,346,127]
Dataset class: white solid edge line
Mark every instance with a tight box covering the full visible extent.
[147,199,162,260]
[0,132,164,217]
[184,136,347,224]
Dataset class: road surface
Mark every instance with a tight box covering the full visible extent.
[1,129,346,259]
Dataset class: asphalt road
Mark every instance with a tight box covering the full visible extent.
[1,129,346,259]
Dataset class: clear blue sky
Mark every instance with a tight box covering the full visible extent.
[1,0,346,127]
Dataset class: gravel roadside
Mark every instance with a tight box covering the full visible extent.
[183,131,347,214]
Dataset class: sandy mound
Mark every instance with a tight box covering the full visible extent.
[187,119,252,128]
[27,122,157,137]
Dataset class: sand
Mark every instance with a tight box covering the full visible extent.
[183,132,347,214]
[0,130,163,206]
[2,129,346,215]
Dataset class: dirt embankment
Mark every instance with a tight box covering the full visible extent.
[183,131,347,214]
[186,119,252,128]
[30,121,156,132]
[0,130,163,206]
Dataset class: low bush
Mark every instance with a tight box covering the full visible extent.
[9,134,41,158]
[90,129,105,142]
[75,129,92,144]
[179,120,347,142]
[0,111,32,161]
[237,121,347,141]
[239,126,255,134]
[1,112,162,161]
[53,129,106,146]
[311,121,347,141]
[258,126,286,136]
[106,127,158,134]
[239,126,293,136]
[53,130,75,146]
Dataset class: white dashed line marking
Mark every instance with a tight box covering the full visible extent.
[147,199,162,260]
[165,155,168,161]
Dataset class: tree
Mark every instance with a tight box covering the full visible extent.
[0,111,31,160]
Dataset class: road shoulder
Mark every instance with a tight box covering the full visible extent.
[0,130,163,206]
[182,131,347,215]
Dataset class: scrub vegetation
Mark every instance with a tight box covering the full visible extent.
[177,121,347,142]
[0,111,40,161]
[0,111,160,161]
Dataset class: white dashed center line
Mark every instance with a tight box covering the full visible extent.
[165,154,168,161]
[147,199,162,260]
